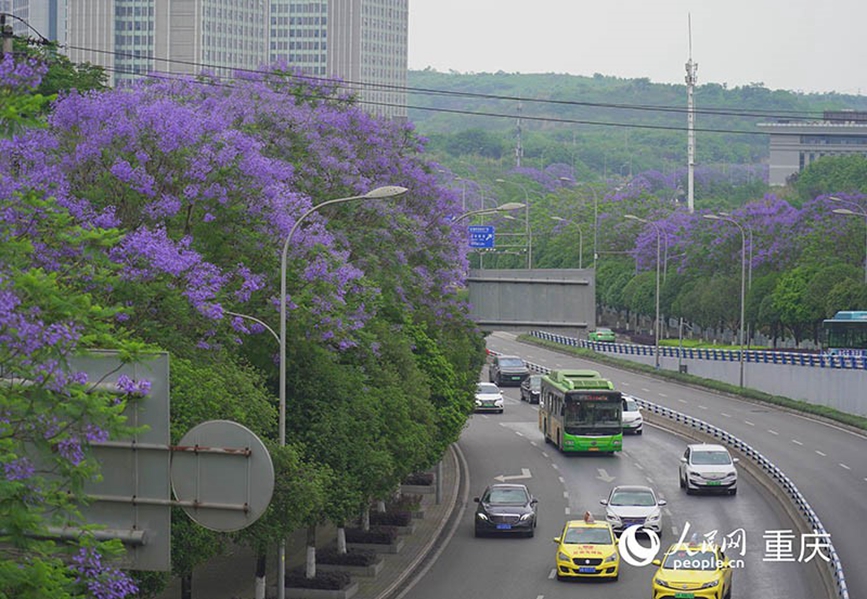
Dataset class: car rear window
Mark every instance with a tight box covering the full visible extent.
[499,358,525,368]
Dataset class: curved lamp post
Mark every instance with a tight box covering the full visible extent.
[704,214,746,388]
[278,185,407,599]
[495,179,532,268]
[551,216,583,269]
[625,214,661,369]
[559,177,600,268]
[453,202,525,223]
[830,197,867,284]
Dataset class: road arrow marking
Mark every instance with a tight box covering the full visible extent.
[596,468,615,483]
[494,468,531,482]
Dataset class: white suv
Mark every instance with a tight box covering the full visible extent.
[679,444,738,496]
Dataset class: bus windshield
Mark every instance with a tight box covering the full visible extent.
[823,311,867,356]
[564,398,621,434]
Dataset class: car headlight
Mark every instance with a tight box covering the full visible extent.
[558,552,570,562]
[700,580,720,589]
[604,553,618,563]
[655,577,673,588]
[647,512,661,522]
[606,512,620,522]
[519,512,533,521]
[476,513,489,521]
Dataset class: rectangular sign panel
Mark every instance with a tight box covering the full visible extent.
[468,225,495,248]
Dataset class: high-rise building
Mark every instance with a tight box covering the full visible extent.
[268,0,407,120]
[6,0,406,119]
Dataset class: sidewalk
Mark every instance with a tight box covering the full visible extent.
[155,445,461,599]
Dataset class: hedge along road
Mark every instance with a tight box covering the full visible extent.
[403,355,819,599]
[487,331,865,599]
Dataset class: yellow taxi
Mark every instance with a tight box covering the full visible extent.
[553,511,620,581]
[651,541,733,599]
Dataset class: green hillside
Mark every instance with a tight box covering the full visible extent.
[407,69,867,177]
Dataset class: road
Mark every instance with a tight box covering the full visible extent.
[405,337,823,599]
[487,332,866,598]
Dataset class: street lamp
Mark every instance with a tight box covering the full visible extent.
[551,216,583,269]
[704,214,746,388]
[830,197,867,284]
[453,202,525,224]
[559,177,599,268]
[278,185,406,599]
[495,179,532,268]
[624,214,661,369]
[720,212,753,290]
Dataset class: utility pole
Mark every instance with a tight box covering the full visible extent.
[515,101,524,168]
[2,14,14,57]
[685,14,698,214]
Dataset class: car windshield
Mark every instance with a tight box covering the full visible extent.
[662,549,719,571]
[499,358,524,368]
[610,490,655,506]
[477,383,499,394]
[623,399,638,412]
[486,488,528,504]
[691,450,732,465]
[563,527,612,545]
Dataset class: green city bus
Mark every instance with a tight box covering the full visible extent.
[539,370,622,453]
[822,310,867,357]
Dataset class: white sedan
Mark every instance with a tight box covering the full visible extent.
[621,396,643,434]
[475,382,504,413]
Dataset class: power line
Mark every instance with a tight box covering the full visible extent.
[59,42,830,123]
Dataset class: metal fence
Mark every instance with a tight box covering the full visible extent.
[530,330,867,370]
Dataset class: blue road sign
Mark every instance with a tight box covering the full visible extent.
[468,225,495,248]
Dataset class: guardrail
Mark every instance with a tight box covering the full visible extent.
[529,330,867,370]
[488,346,850,599]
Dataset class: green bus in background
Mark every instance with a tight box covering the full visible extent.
[539,370,622,454]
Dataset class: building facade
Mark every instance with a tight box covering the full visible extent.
[7,0,406,119]
[758,111,867,186]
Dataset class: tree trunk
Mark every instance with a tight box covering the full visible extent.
[181,574,192,599]
[255,552,267,599]
[375,499,386,513]
[361,504,370,532]
[305,524,316,579]
[337,525,347,554]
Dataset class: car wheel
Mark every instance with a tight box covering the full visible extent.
[679,473,685,489]
[636,428,643,435]
[612,572,619,582]
[685,484,694,495]
[555,572,565,582]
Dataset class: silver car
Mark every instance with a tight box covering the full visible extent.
[679,443,739,495]
[475,382,504,413]
[621,396,643,435]
[600,485,666,536]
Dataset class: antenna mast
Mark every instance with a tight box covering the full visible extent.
[685,14,698,213]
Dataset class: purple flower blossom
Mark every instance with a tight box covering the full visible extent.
[4,457,35,481]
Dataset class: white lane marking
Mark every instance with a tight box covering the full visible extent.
[744,420,755,426]
[640,388,652,393]
[663,508,672,516]
[816,450,826,457]
[671,525,679,535]
[646,476,655,484]
[768,430,779,435]
[721,412,732,418]
[563,491,569,498]
[678,399,688,404]
[548,569,557,580]
[543,452,550,458]
[634,462,644,470]
[659,393,668,398]
[516,431,524,437]
[792,439,803,446]
[698,405,708,410]
[559,476,565,483]
[840,463,851,470]
[530,441,537,447]
[552,463,560,470]
[564,507,571,515]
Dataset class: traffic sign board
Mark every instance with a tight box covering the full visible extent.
[468,225,495,248]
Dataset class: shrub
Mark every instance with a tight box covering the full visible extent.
[370,510,412,527]
[403,471,434,485]
[345,526,398,544]
[285,569,352,590]
[388,493,423,512]
[317,546,379,566]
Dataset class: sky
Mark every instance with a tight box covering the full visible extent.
[408,0,867,96]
